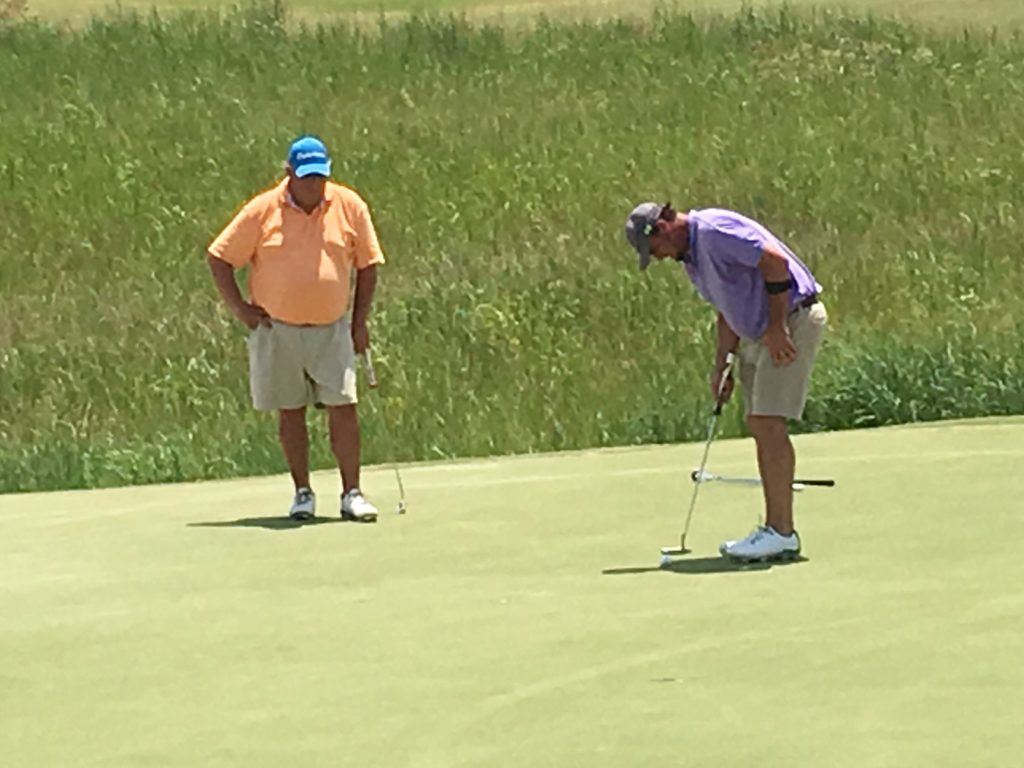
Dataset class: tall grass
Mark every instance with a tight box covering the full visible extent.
[1,3,1022,492]
[0,0,26,22]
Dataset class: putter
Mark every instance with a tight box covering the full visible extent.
[690,469,835,492]
[660,351,736,559]
[361,350,408,515]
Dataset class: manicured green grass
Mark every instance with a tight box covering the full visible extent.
[2,5,1023,492]
[2,418,1022,766]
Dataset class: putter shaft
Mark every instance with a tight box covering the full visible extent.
[675,352,736,552]
[361,351,408,514]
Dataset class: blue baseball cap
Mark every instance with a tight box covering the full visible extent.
[287,135,332,178]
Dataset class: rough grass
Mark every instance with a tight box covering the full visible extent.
[1,3,1023,491]
[20,0,1024,30]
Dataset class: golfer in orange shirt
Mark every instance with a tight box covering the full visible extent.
[207,136,383,522]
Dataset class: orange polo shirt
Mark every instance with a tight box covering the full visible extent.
[208,179,385,325]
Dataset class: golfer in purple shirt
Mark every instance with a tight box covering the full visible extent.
[625,202,828,562]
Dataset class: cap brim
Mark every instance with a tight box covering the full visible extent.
[294,162,331,178]
[637,243,652,271]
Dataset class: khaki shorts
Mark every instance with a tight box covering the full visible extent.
[247,317,358,411]
[737,302,828,421]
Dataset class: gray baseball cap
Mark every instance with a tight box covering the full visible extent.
[624,202,664,271]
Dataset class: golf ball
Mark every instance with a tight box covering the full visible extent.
[659,554,672,568]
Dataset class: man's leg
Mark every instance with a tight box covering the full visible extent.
[327,404,360,495]
[278,407,310,490]
[746,414,795,536]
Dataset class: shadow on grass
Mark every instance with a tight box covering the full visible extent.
[188,516,347,531]
[603,555,809,576]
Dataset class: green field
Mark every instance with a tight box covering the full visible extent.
[19,0,1024,29]
[2,418,1022,766]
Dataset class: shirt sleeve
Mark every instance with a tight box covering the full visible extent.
[704,220,767,270]
[207,200,262,268]
[350,197,386,270]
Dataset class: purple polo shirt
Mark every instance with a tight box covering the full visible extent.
[682,209,822,340]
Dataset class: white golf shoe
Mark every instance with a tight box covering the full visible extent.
[289,487,316,521]
[341,488,379,523]
[720,525,801,562]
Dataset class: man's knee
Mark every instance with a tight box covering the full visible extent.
[327,404,359,424]
[746,414,789,443]
[278,407,306,424]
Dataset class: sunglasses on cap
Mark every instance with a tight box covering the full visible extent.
[642,203,673,237]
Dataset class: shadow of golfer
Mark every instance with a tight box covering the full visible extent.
[603,555,809,576]
[188,516,345,531]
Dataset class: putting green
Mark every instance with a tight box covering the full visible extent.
[2,418,1022,766]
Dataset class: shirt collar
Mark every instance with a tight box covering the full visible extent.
[684,213,697,265]
[277,178,333,213]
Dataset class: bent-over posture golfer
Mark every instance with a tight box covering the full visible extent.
[625,202,827,561]
[207,136,383,522]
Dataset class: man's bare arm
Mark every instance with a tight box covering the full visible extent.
[351,264,378,354]
[206,254,270,329]
[758,244,797,365]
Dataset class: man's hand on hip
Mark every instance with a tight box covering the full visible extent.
[352,321,370,355]
[235,302,272,330]
[762,325,797,366]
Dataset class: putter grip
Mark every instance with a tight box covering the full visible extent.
[712,351,736,415]
[362,351,379,389]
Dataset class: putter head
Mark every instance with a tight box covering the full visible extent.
[396,501,407,515]
[659,546,691,556]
